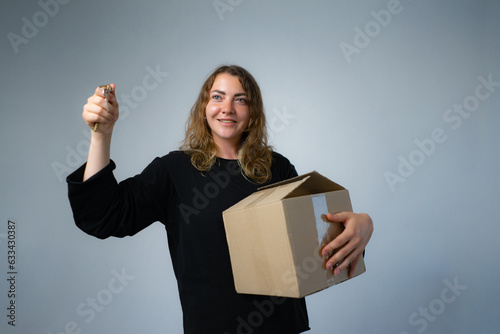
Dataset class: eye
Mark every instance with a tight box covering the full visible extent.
[236,97,247,104]
[211,94,222,100]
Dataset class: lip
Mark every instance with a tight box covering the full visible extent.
[217,118,237,125]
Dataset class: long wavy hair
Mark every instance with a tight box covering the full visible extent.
[180,65,273,183]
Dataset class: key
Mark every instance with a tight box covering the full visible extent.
[93,84,113,131]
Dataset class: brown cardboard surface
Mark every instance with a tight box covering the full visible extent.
[223,171,366,298]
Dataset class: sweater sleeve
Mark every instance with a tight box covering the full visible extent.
[66,157,172,239]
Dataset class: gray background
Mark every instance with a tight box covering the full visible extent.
[1,0,499,333]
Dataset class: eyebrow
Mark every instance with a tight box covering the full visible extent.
[211,90,248,97]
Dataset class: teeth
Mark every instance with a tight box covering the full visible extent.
[219,120,235,123]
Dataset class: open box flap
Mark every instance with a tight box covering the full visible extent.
[259,171,345,197]
[225,171,347,212]
[225,177,310,211]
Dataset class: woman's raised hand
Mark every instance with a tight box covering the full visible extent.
[82,84,118,181]
[82,84,118,134]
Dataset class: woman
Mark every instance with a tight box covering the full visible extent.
[67,65,373,333]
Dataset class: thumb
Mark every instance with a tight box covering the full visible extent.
[109,83,116,97]
[326,211,352,223]
[104,84,116,97]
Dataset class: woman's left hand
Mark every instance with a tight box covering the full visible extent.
[321,212,373,278]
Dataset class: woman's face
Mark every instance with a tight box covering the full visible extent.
[205,73,251,149]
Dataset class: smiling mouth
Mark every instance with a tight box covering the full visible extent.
[218,119,236,123]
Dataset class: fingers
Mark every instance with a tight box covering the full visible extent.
[321,215,357,258]
[93,83,115,98]
[348,254,362,278]
[324,235,361,276]
[84,101,115,123]
[83,84,119,132]
[109,83,116,97]
[327,253,362,278]
[321,212,373,277]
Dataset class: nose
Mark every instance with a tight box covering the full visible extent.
[221,99,233,113]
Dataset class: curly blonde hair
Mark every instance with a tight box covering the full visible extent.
[180,65,273,183]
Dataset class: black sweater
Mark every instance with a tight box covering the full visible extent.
[67,151,310,334]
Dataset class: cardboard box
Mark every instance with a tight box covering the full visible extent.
[222,171,365,298]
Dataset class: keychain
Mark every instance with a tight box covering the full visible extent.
[93,84,113,131]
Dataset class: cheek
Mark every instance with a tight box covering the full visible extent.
[242,110,251,126]
[205,103,217,118]
[205,108,218,129]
